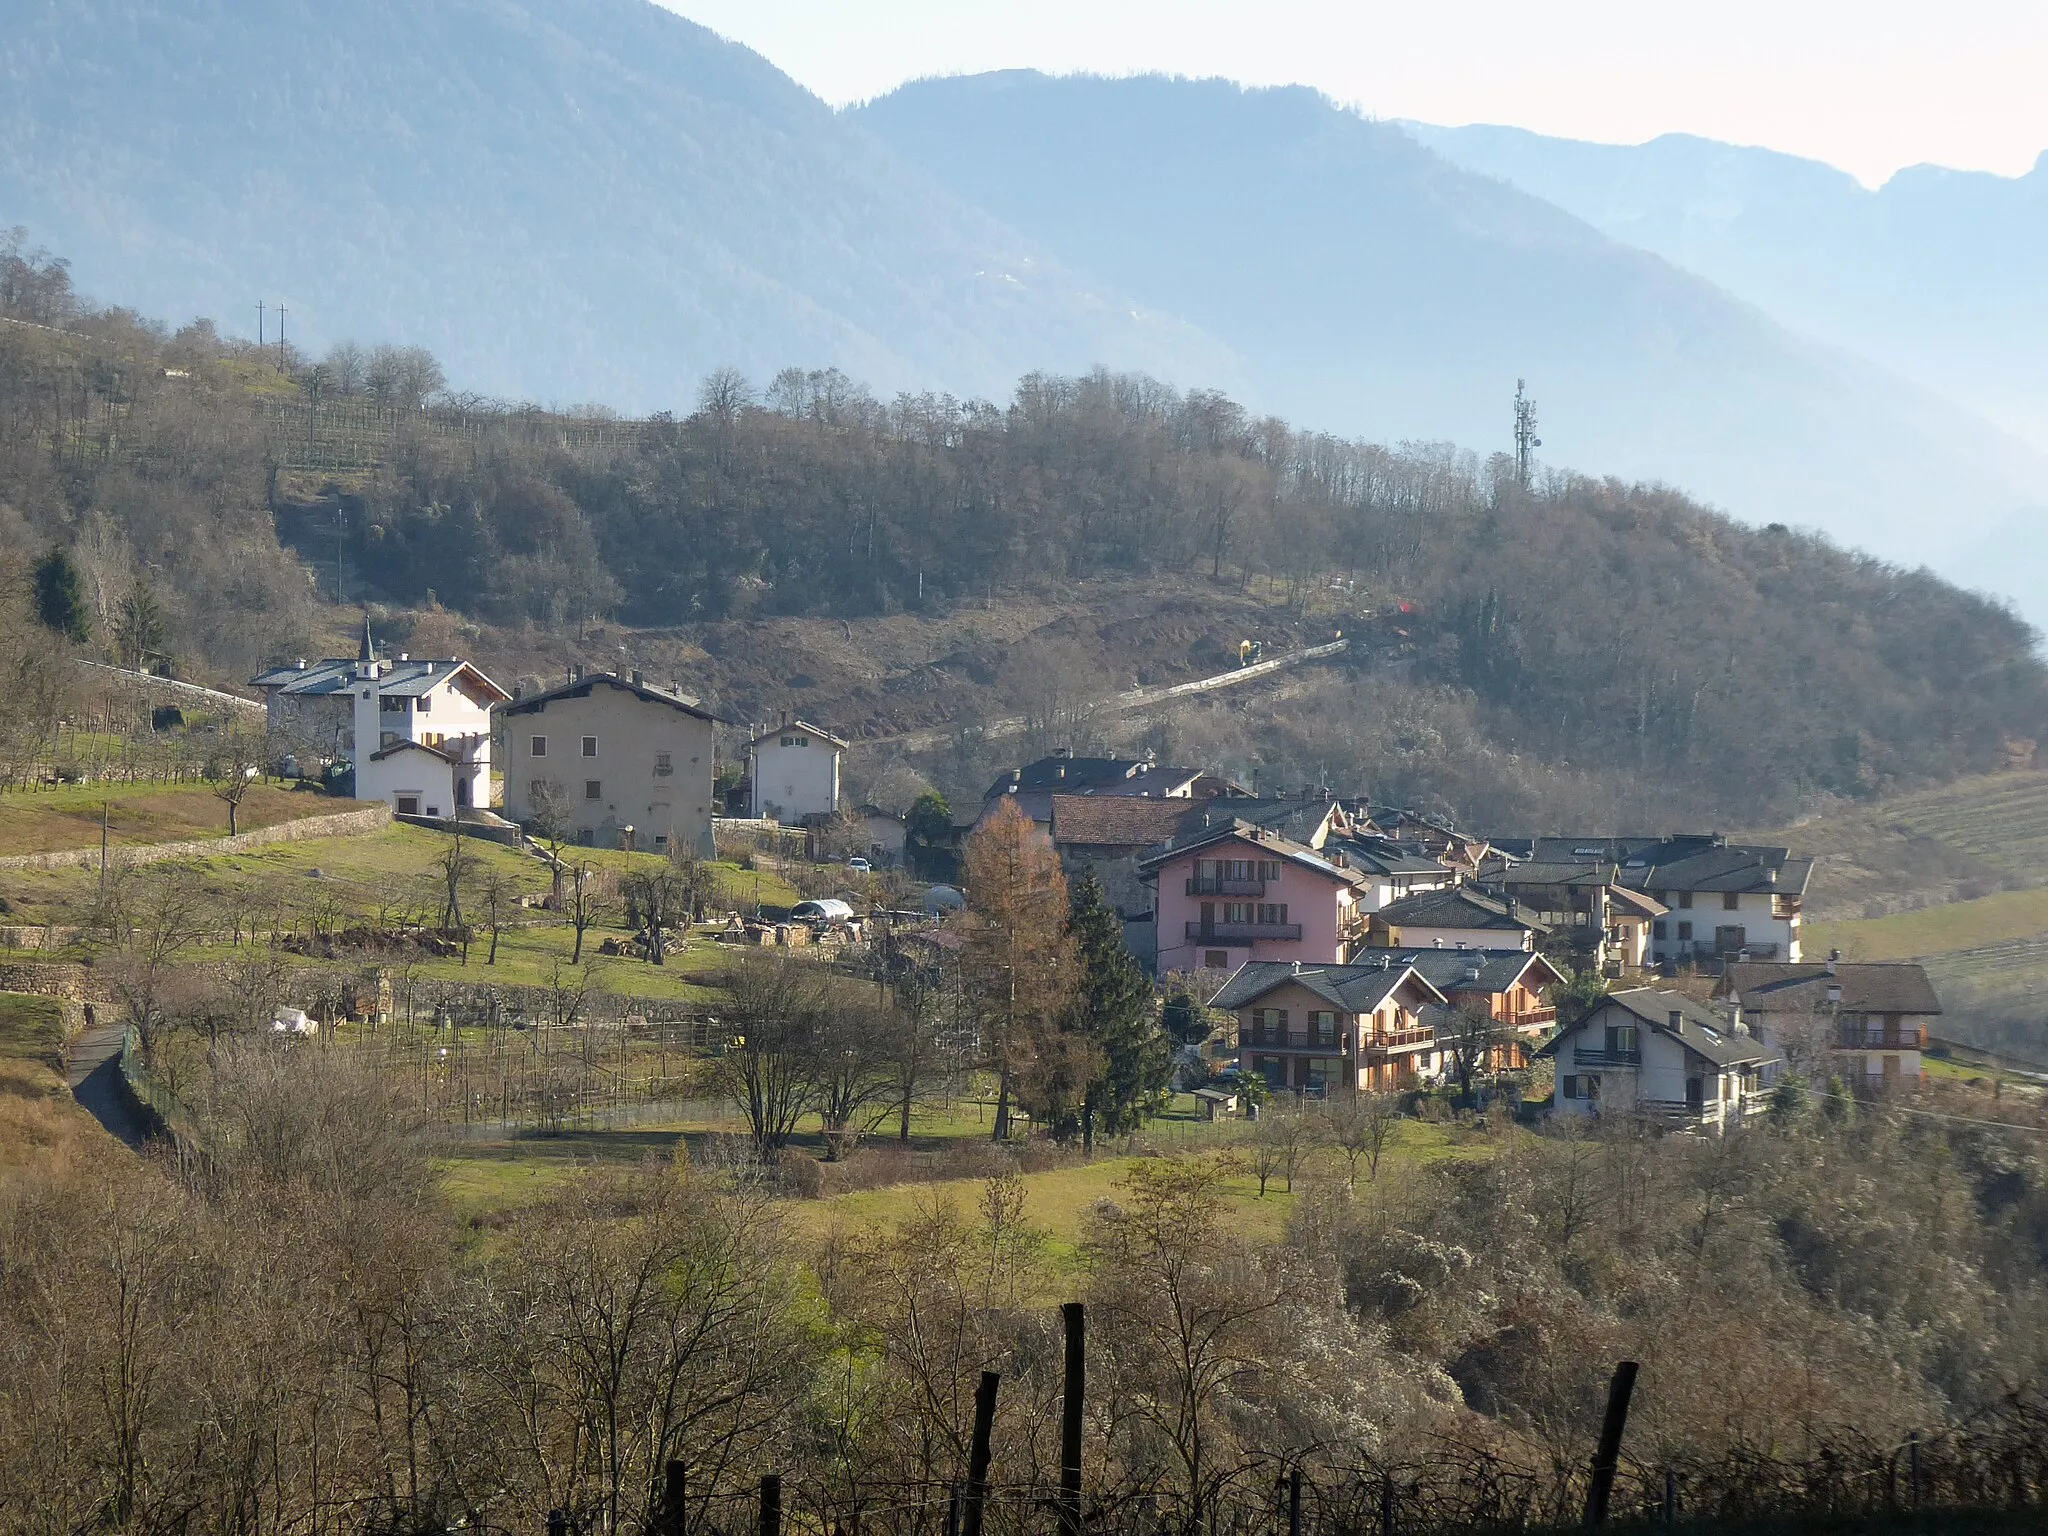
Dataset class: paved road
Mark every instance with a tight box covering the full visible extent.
[65,1020,156,1149]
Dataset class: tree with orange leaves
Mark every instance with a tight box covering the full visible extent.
[959,796,1078,1140]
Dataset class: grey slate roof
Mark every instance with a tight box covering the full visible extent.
[1135,819,1364,887]
[504,671,717,721]
[1208,960,1448,1014]
[1539,987,1781,1068]
[745,717,848,748]
[254,657,508,703]
[1324,836,1452,878]
[1374,885,1550,935]
[1502,835,1813,898]
[1722,962,1942,1017]
[1377,948,1569,997]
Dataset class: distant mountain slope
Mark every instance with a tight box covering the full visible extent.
[858,72,2048,620]
[0,0,1231,409]
[1405,122,2048,454]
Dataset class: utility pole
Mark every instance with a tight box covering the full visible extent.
[277,304,287,369]
[335,504,345,605]
[256,300,265,349]
[1513,379,1541,491]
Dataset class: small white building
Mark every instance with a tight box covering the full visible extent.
[1365,886,1547,955]
[253,622,506,817]
[1541,987,1782,1130]
[747,717,846,823]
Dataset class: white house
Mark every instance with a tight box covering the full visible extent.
[1513,836,1812,965]
[1540,987,1782,1130]
[1365,886,1547,954]
[253,621,506,817]
[500,668,718,855]
[747,717,846,822]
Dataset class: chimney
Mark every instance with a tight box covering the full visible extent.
[1828,948,1841,967]
[398,652,408,662]
[631,669,644,687]
[296,658,307,670]
[1291,959,1301,974]
[570,664,583,682]
[1668,1010,1684,1030]
[1826,984,1843,1007]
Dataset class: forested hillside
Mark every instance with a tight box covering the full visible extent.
[2,236,2043,829]
[6,0,2045,620]
[855,71,2048,618]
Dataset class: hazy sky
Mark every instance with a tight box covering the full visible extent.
[661,0,2048,186]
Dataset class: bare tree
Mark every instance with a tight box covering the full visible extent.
[207,728,265,836]
[1326,1089,1401,1188]
[712,951,827,1158]
[812,990,899,1161]
[622,861,689,965]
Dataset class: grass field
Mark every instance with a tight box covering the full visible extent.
[0,818,801,999]
[0,781,351,856]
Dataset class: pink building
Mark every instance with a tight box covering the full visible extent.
[1139,820,1369,979]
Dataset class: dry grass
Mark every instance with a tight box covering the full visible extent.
[0,993,109,1182]
[0,782,347,856]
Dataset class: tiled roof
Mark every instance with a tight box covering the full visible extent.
[256,657,508,704]
[505,671,717,722]
[745,717,848,749]
[1506,835,1814,897]
[1539,987,1781,1068]
[1135,820,1363,887]
[1208,960,1447,1014]
[1048,795,1190,849]
[1324,836,1452,878]
[1378,948,1569,996]
[1722,962,1942,1016]
[1374,885,1550,935]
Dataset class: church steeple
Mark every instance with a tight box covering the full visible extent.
[356,611,376,665]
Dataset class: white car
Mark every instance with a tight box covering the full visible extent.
[847,857,872,875]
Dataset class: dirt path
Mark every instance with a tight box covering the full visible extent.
[883,637,1349,752]
[65,1020,156,1149]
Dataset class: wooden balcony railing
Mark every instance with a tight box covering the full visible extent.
[1572,1047,1643,1068]
[1365,1026,1436,1052]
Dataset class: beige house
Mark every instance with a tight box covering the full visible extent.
[1209,960,1450,1094]
[501,669,717,855]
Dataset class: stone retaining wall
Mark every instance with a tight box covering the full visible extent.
[0,803,391,873]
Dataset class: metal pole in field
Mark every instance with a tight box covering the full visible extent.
[962,1371,1000,1536]
[1583,1361,1639,1525]
[1287,1467,1303,1536]
[1059,1303,1085,1536]
[759,1475,781,1536]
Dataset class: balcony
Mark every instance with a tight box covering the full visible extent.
[1245,1033,1342,1052]
[1186,877,1266,897]
[1572,1048,1642,1068]
[1835,1031,1925,1051]
[1505,1006,1557,1028]
[1365,1026,1436,1053]
[1187,921,1303,943]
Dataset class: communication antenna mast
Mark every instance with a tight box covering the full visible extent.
[1513,379,1542,490]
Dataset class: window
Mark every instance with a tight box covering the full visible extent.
[1256,903,1289,925]
[653,834,669,851]
[380,695,407,713]
[655,751,673,775]
[780,735,804,748]
[1677,891,1694,909]
[1723,891,1741,911]
[585,780,602,800]
[416,695,431,713]
[1310,1009,1336,1044]
[1222,901,1255,923]
[380,731,399,750]
[1562,1075,1580,1100]
[530,735,547,757]
[1257,859,1282,882]
[1605,1024,1638,1054]
[1203,950,1229,969]
[582,736,598,757]
[396,795,420,816]
[1652,920,1667,940]
[1677,921,1694,941]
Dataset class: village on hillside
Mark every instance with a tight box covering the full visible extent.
[237,621,1955,1135]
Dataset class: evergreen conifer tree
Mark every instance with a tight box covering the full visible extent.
[32,546,89,642]
[1066,870,1173,1150]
